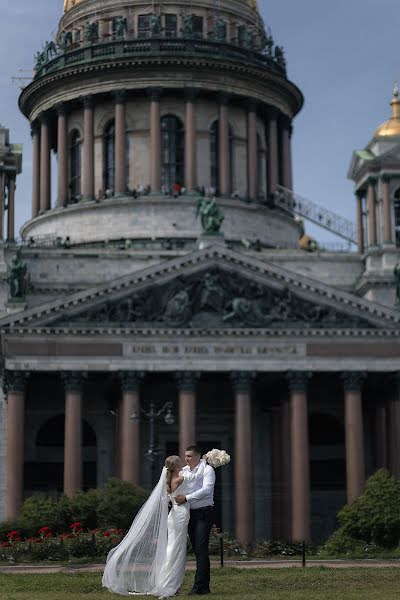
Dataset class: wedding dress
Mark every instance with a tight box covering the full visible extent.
[102,460,206,598]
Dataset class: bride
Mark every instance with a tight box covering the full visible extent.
[102,455,206,597]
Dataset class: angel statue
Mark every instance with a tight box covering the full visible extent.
[196,197,224,234]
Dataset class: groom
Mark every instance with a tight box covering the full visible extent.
[175,445,216,595]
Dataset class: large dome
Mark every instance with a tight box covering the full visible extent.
[64,0,261,12]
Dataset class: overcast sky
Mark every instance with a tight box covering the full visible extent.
[0,0,399,241]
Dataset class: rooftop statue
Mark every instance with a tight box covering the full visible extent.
[8,254,28,301]
[196,197,224,234]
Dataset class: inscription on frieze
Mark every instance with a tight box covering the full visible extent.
[126,342,304,359]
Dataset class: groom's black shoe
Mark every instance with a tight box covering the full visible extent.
[188,590,200,596]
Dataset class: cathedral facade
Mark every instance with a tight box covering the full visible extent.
[0,0,399,547]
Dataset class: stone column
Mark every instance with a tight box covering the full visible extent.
[231,372,254,549]
[267,108,280,196]
[281,116,293,191]
[6,176,16,242]
[82,96,95,201]
[367,178,377,247]
[176,372,198,457]
[271,407,282,539]
[0,171,4,241]
[120,372,143,485]
[39,114,51,212]
[184,88,198,193]
[287,372,310,541]
[355,191,365,254]
[382,175,393,244]
[63,372,85,497]
[342,372,366,503]
[280,394,292,540]
[31,123,41,218]
[218,93,231,197]
[114,90,127,197]
[388,374,400,479]
[375,398,387,470]
[5,371,27,520]
[148,87,162,193]
[247,100,258,201]
[56,104,68,207]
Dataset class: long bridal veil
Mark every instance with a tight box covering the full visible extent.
[102,467,169,596]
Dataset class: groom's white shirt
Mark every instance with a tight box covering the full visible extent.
[183,462,216,508]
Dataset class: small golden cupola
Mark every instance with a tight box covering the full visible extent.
[374,82,400,138]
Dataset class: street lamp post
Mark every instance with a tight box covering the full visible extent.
[130,399,175,485]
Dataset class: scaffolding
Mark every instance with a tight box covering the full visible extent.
[274,185,357,246]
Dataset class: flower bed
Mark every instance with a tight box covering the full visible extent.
[0,523,126,563]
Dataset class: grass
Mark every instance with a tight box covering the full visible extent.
[1,567,400,600]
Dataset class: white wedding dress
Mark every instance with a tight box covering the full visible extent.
[102,460,206,598]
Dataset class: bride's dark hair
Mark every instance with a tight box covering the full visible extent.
[165,455,181,493]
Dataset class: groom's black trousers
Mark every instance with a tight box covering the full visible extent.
[188,506,213,592]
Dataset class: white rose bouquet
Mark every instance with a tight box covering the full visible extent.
[205,448,231,468]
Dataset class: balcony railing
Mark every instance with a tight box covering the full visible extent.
[33,37,285,80]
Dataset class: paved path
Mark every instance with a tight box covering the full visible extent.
[0,559,399,574]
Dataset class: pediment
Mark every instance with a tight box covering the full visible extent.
[0,246,398,332]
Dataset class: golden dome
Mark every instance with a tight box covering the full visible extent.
[374,83,400,137]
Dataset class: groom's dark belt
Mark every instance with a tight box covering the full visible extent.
[190,505,213,512]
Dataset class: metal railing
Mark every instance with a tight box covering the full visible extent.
[34,37,284,80]
[274,186,357,245]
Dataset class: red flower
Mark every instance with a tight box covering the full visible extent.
[7,530,20,538]
[70,522,82,529]
[59,533,73,540]
[1,542,11,547]
[103,531,111,537]
[38,526,52,538]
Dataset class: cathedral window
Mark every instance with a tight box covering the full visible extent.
[69,129,81,201]
[165,14,177,37]
[138,15,151,38]
[161,115,184,192]
[104,122,115,193]
[192,16,204,38]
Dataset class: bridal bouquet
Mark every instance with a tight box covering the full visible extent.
[205,449,231,468]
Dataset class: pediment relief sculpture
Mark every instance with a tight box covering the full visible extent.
[56,269,374,329]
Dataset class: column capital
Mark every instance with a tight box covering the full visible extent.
[2,370,29,395]
[246,98,259,113]
[147,86,163,101]
[38,112,51,126]
[279,114,292,129]
[81,95,94,109]
[30,121,40,136]
[113,89,127,104]
[184,87,200,103]
[120,371,145,392]
[381,174,391,183]
[217,92,231,106]
[367,176,378,186]
[354,189,364,199]
[267,106,280,121]
[176,371,200,393]
[230,371,255,393]
[61,371,87,393]
[55,102,68,117]
[286,371,310,393]
[341,371,366,392]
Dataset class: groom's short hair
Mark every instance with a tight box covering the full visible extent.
[186,445,202,456]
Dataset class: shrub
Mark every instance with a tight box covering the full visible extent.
[69,489,100,530]
[252,539,312,557]
[337,469,400,547]
[96,478,149,530]
[20,495,62,535]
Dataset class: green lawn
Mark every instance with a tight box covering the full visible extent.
[0,568,400,600]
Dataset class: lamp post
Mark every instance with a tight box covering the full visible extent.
[130,399,175,485]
